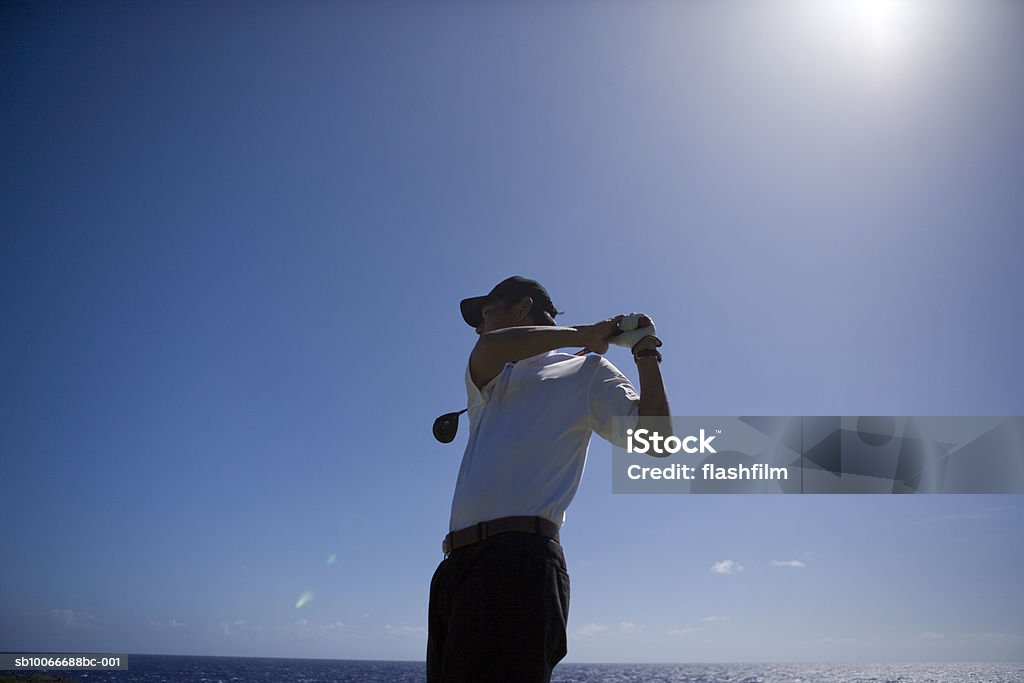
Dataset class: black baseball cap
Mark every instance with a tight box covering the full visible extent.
[460,276,559,327]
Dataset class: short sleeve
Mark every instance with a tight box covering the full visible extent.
[588,357,640,448]
[465,359,501,408]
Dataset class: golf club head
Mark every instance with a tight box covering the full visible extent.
[433,410,466,444]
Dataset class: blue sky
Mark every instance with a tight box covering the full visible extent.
[2,0,1023,663]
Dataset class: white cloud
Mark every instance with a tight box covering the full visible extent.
[284,619,311,638]
[918,631,945,641]
[618,622,644,634]
[701,615,730,622]
[711,560,743,575]
[817,636,857,644]
[49,609,100,630]
[147,618,187,632]
[220,619,259,638]
[282,620,349,640]
[772,560,806,568]
[577,623,610,637]
[384,624,426,638]
[220,618,349,641]
[668,627,699,636]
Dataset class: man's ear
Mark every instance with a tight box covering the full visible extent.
[514,296,534,322]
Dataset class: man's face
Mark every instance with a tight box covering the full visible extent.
[476,296,529,335]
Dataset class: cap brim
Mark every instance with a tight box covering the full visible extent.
[460,296,487,327]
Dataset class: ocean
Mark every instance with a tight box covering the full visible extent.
[3,656,1022,682]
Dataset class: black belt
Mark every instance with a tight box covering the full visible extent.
[443,515,560,555]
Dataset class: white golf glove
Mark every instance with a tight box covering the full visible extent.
[611,313,662,351]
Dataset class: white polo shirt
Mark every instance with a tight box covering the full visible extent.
[449,350,640,532]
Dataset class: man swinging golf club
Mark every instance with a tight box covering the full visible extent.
[427,276,671,682]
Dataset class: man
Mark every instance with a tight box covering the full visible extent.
[427,276,670,682]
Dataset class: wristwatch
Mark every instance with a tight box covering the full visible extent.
[634,348,662,363]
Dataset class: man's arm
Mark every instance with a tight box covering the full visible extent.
[634,336,670,417]
[470,318,622,389]
[632,336,672,456]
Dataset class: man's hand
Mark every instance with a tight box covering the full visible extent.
[610,313,661,352]
[574,316,624,355]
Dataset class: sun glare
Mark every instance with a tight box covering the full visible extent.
[813,0,918,66]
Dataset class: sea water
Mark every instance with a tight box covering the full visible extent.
[12,655,1023,682]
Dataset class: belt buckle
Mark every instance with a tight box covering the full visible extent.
[442,535,451,556]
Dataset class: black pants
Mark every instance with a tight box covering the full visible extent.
[427,531,571,683]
